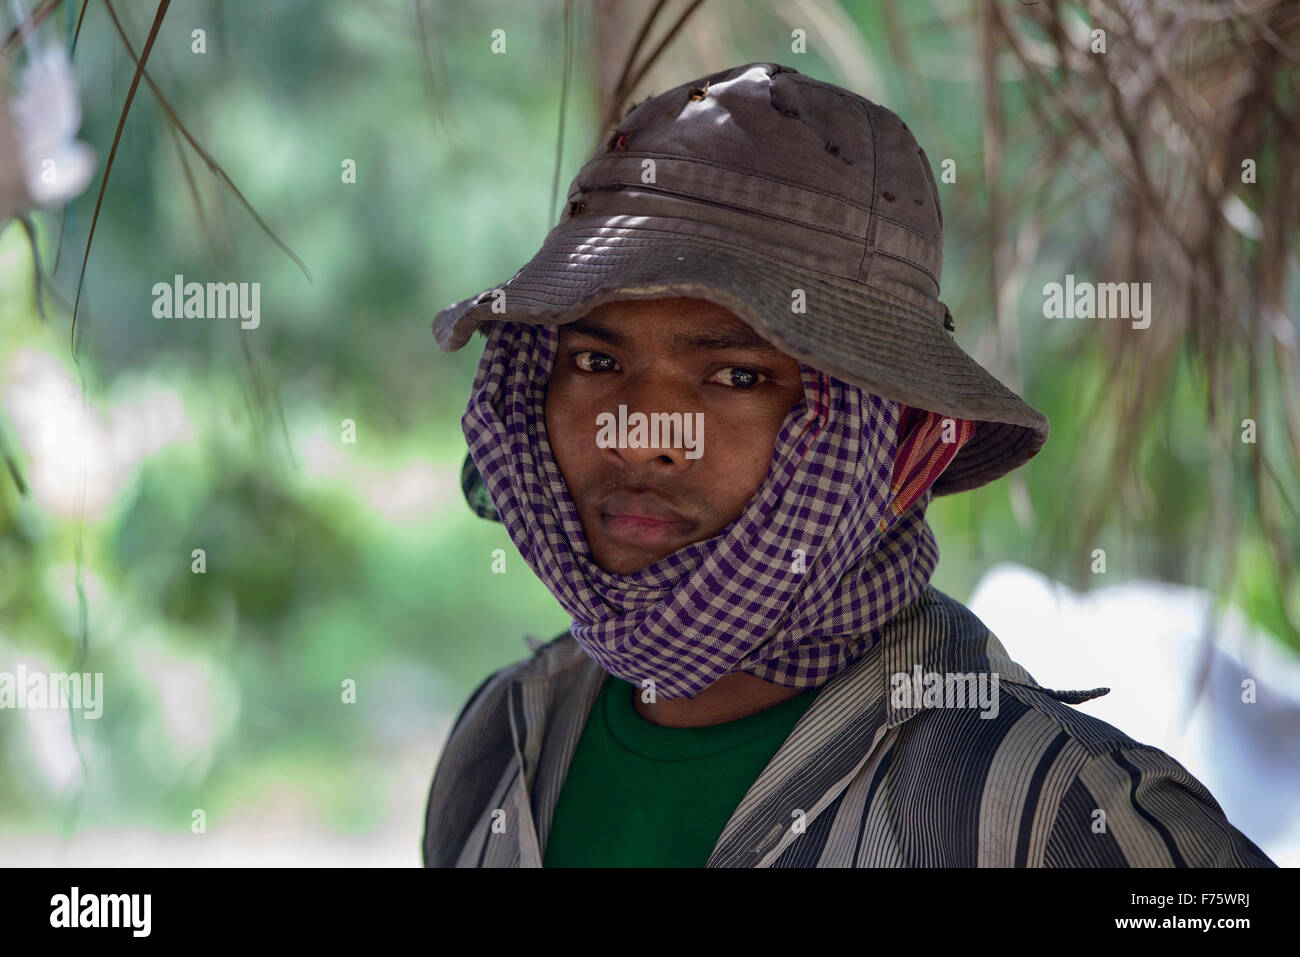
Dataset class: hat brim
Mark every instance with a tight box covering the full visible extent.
[436,216,1048,517]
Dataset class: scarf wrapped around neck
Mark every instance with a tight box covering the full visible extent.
[462,320,974,699]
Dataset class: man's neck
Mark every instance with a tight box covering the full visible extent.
[630,670,808,727]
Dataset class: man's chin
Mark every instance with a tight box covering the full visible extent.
[590,542,668,576]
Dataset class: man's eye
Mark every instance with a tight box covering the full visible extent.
[573,351,619,373]
[708,366,766,389]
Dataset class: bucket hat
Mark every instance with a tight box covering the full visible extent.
[433,61,1048,519]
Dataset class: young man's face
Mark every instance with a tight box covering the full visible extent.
[544,297,806,574]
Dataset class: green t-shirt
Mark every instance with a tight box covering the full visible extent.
[543,675,820,867]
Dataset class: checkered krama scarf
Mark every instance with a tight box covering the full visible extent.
[463,320,974,699]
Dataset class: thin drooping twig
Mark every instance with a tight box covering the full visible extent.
[0,421,28,495]
[598,0,708,137]
[608,0,669,110]
[549,0,575,225]
[881,0,933,121]
[165,116,220,264]
[49,1,92,280]
[70,0,170,358]
[995,0,1300,649]
[413,0,465,150]
[617,0,708,108]
[70,0,90,55]
[17,214,48,322]
[0,0,59,58]
[978,0,1020,392]
[100,0,311,283]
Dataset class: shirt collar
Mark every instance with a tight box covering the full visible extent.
[506,584,1108,866]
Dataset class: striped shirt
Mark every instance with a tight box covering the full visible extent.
[422,585,1276,867]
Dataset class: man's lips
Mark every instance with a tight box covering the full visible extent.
[597,490,696,550]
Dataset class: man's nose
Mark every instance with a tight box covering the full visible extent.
[613,442,685,469]
[599,376,700,471]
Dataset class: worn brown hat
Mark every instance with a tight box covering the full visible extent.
[434,61,1048,508]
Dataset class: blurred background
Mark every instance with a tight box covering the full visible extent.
[0,0,1297,866]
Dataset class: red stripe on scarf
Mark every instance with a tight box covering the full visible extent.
[878,404,976,532]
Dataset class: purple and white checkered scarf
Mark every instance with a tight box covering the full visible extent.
[462,320,940,699]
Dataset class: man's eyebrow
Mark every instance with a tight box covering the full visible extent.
[560,318,785,356]
[672,327,785,355]
[562,318,622,345]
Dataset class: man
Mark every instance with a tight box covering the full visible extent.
[423,62,1275,867]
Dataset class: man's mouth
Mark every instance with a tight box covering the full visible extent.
[597,490,696,550]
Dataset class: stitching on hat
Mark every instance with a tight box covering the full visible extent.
[543,219,944,320]
[916,145,944,231]
[769,71,852,166]
[571,181,865,243]
[855,97,879,281]
[775,69,906,215]
[872,246,939,288]
[559,180,863,244]
[778,69,872,110]
[544,204,939,292]
[579,153,876,211]
[872,211,939,246]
